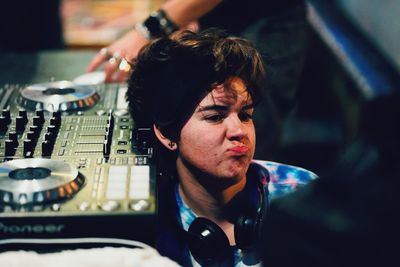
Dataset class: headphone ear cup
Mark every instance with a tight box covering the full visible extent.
[235,214,260,249]
[187,217,231,261]
[235,177,268,250]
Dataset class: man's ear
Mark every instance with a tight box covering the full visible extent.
[153,124,178,151]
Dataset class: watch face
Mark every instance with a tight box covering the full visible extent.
[144,14,164,38]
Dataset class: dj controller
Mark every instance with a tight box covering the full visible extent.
[0,81,156,247]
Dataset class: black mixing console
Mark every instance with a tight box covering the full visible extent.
[0,81,156,247]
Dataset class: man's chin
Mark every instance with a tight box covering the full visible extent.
[222,160,251,179]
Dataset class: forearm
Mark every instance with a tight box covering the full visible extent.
[161,0,222,27]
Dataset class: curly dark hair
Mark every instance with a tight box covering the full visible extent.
[126,28,265,140]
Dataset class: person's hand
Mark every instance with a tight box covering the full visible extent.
[86,28,149,83]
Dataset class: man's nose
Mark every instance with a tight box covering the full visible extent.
[225,115,246,140]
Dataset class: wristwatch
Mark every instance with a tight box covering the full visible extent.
[142,10,179,39]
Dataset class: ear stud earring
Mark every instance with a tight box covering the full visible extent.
[168,141,176,149]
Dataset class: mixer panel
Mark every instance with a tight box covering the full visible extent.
[0,82,156,244]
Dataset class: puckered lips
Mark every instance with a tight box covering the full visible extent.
[227,144,249,156]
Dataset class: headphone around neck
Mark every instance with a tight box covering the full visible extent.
[184,177,268,265]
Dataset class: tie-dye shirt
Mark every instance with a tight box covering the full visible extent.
[176,160,318,266]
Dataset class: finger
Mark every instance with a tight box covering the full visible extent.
[115,58,133,82]
[104,57,121,83]
[113,69,130,83]
[105,58,132,83]
[86,48,110,72]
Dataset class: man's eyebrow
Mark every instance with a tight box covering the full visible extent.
[197,103,254,112]
[198,104,229,112]
[197,104,228,112]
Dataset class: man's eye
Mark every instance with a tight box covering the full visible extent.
[205,114,225,122]
[239,112,253,121]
